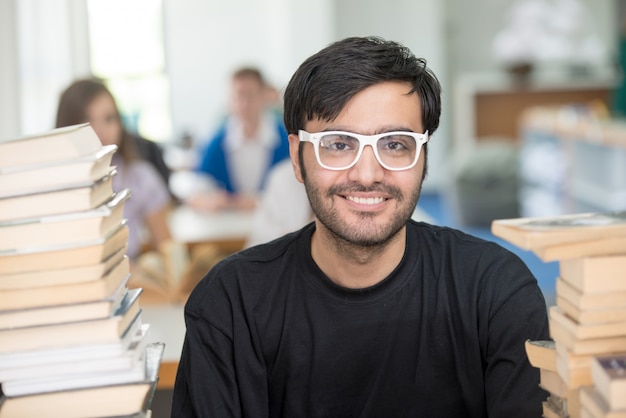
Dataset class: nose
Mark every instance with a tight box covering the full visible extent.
[347,144,385,185]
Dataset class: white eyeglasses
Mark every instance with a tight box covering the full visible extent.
[298,130,429,171]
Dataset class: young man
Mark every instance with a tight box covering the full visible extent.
[188,67,289,211]
[173,37,549,417]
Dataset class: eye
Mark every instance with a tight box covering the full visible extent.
[321,134,358,152]
[379,134,415,152]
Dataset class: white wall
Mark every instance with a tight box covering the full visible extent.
[163,0,448,191]
[445,0,618,78]
[163,0,448,189]
[164,0,447,177]
[1,0,618,195]
[0,0,90,140]
[0,0,20,141]
[334,0,448,191]
[163,0,336,145]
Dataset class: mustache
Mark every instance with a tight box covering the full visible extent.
[326,182,404,200]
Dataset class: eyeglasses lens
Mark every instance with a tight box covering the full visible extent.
[318,133,417,169]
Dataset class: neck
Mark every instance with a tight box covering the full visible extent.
[310,223,406,289]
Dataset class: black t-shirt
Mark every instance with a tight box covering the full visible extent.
[173,220,549,417]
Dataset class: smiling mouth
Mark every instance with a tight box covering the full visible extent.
[345,196,387,205]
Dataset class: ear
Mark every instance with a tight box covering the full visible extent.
[288,133,304,184]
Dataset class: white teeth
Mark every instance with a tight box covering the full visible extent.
[346,196,385,205]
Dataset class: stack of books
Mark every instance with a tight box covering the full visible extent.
[525,339,580,417]
[579,354,626,417]
[493,211,626,418]
[0,124,163,417]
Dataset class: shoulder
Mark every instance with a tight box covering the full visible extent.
[125,159,164,182]
[186,226,310,311]
[195,125,229,173]
[120,160,170,202]
[407,221,547,327]
[407,220,536,289]
[407,220,507,256]
[203,124,229,151]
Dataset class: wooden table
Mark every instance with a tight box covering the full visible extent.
[144,207,255,388]
[168,205,254,253]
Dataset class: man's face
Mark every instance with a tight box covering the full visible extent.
[289,81,426,247]
[229,76,266,123]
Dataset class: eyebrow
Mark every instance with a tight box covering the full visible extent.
[319,125,418,135]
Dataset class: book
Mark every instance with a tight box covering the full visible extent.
[542,396,569,418]
[0,171,114,223]
[0,145,117,198]
[557,296,626,325]
[0,321,150,383]
[543,402,566,418]
[549,318,626,355]
[0,222,128,274]
[0,314,144,369]
[491,211,626,251]
[0,337,164,418]
[591,354,626,410]
[580,386,626,418]
[557,278,626,311]
[557,358,593,389]
[569,387,583,418]
[0,188,129,253]
[491,211,626,250]
[0,279,127,330]
[556,345,593,388]
[1,355,146,397]
[525,339,557,372]
[555,341,594,370]
[549,305,626,340]
[0,254,130,311]
[560,255,626,294]
[540,379,584,417]
[0,380,156,418]
[540,368,569,398]
[0,123,102,170]
[534,236,626,262]
[541,390,582,418]
[0,287,141,354]
[0,247,126,291]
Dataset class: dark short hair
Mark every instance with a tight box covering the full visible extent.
[283,36,442,136]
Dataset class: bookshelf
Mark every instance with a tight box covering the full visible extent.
[452,72,616,149]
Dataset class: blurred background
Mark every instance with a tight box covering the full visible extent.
[2,0,625,302]
[3,1,625,413]
[0,0,619,189]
